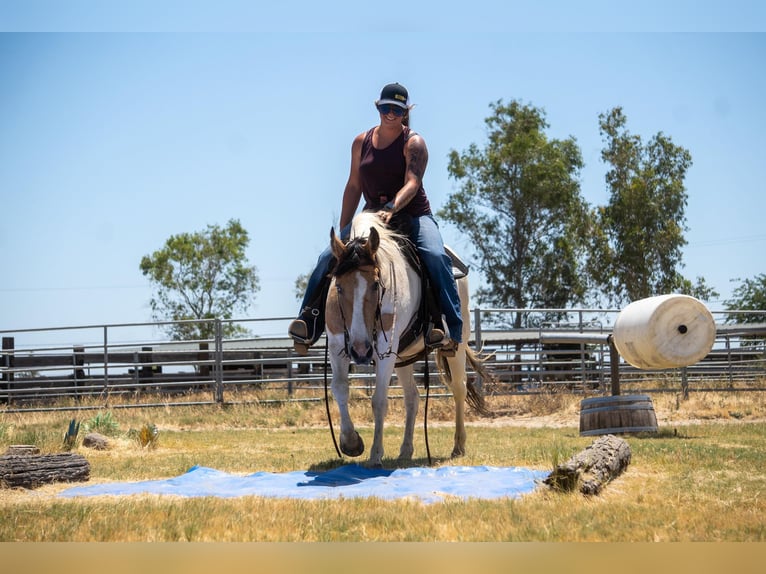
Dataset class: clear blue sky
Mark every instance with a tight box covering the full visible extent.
[1,2,765,341]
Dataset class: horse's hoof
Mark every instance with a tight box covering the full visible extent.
[340,431,365,457]
[451,448,465,459]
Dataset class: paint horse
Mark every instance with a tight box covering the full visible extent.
[325,211,491,467]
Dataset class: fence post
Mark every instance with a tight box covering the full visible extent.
[214,320,224,403]
[287,348,295,396]
[725,335,733,388]
[471,308,484,389]
[473,308,482,349]
[102,326,110,402]
[2,336,14,403]
[607,335,621,396]
[73,346,85,402]
[139,347,154,384]
[681,367,689,400]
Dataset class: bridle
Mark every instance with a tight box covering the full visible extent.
[333,259,399,362]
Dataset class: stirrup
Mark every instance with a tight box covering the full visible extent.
[426,326,446,347]
[288,318,310,343]
[289,319,312,355]
[289,304,324,356]
[426,323,459,356]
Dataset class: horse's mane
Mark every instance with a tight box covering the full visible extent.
[347,211,406,276]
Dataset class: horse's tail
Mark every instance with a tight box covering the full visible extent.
[436,346,495,417]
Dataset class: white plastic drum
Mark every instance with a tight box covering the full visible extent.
[613,294,716,370]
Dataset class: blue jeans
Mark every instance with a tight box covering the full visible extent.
[300,214,463,343]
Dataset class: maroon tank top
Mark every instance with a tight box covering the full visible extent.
[359,126,431,217]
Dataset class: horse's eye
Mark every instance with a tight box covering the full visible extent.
[371,281,380,292]
[336,285,343,295]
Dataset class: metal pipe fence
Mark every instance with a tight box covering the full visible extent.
[1,309,764,413]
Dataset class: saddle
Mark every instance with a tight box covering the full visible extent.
[393,236,468,359]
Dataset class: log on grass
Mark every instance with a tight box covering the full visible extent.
[544,434,631,495]
[0,452,90,489]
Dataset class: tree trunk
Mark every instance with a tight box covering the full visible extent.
[0,452,90,489]
[544,434,631,495]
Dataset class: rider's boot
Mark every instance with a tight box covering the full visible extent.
[425,317,458,357]
[288,278,330,356]
[288,308,322,356]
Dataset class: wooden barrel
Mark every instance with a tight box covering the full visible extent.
[579,394,658,436]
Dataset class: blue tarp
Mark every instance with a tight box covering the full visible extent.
[59,464,548,504]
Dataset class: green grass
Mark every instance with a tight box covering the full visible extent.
[1,392,766,541]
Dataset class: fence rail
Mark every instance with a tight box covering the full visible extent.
[1,310,764,413]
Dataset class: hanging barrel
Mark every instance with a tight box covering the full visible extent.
[612,294,716,370]
[579,394,658,436]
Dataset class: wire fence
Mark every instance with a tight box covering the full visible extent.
[1,309,764,413]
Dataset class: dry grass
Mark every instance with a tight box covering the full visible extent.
[2,388,766,541]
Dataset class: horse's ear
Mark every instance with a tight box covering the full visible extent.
[330,227,345,259]
[367,227,380,254]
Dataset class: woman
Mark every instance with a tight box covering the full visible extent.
[289,82,462,355]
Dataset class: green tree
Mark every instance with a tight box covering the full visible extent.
[140,219,260,340]
[724,274,766,324]
[589,107,716,305]
[294,272,309,302]
[440,100,591,328]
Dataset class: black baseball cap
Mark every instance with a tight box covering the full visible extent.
[376,82,409,109]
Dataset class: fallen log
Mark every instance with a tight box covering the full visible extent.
[544,434,631,495]
[0,452,90,489]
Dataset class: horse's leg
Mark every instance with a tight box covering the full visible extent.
[443,347,468,458]
[368,357,396,467]
[447,275,473,458]
[395,363,418,461]
[330,355,364,457]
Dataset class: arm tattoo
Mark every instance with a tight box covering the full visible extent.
[406,138,428,181]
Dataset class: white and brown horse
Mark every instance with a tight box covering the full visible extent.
[325,211,490,467]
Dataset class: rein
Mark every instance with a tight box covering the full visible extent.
[372,262,397,360]
[323,338,342,458]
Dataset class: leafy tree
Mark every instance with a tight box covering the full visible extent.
[724,274,766,324]
[294,272,309,302]
[589,107,716,305]
[440,100,591,328]
[140,219,260,340]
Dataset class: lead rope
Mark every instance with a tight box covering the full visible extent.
[323,338,342,458]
